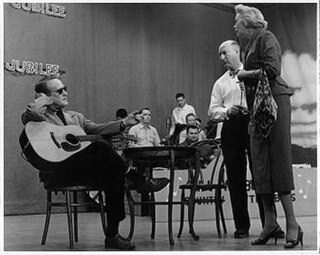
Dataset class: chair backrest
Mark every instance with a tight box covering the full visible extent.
[210,147,225,186]
[174,128,185,145]
[204,120,218,139]
[190,139,225,186]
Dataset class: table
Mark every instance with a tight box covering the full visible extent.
[123,146,201,246]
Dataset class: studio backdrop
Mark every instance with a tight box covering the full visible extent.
[4,3,317,215]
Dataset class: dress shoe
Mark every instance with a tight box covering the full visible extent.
[271,228,285,239]
[234,230,249,238]
[284,226,303,249]
[105,234,135,250]
[125,168,146,184]
[251,225,281,245]
[135,177,170,193]
[118,234,130,242]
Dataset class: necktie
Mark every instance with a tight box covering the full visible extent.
[56,110,67,125]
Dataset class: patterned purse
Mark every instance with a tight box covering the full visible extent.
[252,71,278,137]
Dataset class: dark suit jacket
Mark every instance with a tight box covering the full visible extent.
[243,28,294,109]
[22,104,122,135]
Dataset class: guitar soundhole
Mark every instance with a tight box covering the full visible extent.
[65,134,80,146]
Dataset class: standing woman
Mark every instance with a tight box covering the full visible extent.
[234,4,302,248]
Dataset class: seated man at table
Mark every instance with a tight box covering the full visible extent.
[178,113,206,144]
[179,125,215,165]
[20,76,169,250]
[128,107,161,147]
[127,107,169,192]
[169,93,196,145]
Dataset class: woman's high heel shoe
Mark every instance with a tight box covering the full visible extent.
[284,226,304,249]
[251,225,281,245]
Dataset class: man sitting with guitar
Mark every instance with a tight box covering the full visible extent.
[20,76,169,250]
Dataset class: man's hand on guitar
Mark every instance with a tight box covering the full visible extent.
[33,93,53,114]
[122,110,141,127]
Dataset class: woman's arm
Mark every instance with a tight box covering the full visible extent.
[237,69,262,80]
[238,31,281,82]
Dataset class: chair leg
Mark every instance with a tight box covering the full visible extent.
[220,198,227,234]
[177,189,185,238]
[73,191,78,243]
[187,190,199,240]
[66,191,74,249]
[150,192,156,239]
[98,191,108,236]
[215,191,221,238]
[41,191,52,245]
[189,189,197,233]
[125,188,135,242]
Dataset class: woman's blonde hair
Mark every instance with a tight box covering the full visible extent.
[235,4,268,29]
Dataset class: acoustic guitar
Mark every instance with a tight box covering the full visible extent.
[20,121,138,162]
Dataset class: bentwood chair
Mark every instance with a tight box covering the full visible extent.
[124,180,157,241]
[19,131,107,249]
[41,185,107,249]
[177,139,228,238]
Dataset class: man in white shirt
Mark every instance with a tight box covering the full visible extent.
[208,40,280,239]
[128,108,161,147]
[128,108,169,197]
[169,93,196,144]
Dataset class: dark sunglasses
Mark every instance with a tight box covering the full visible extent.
[52,86,67,95]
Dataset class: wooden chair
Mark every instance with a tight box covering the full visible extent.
[19,128,108,249]
[177,139,228,238]
[41,185,107,249]
[124,182,157,241]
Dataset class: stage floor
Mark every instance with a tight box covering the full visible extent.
[4,213,318,252]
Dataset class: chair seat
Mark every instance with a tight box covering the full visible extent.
[46,185,99,191]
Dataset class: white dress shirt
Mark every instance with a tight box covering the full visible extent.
[208,69,247,121]
[169,104,196,136]
[128,123,161,147]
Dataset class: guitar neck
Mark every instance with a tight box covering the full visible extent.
[77,134,138,143]
[77,135,102,142]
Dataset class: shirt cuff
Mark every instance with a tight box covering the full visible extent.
[222,108,229,120]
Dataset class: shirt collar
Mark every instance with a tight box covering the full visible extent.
[178,104,187,110]
[229,63,243,79]
[47,105,63,114]
[138,123,150,129]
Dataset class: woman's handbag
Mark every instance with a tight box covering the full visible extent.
[252,71,278,137]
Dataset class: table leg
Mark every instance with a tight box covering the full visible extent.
[168,149,175,246]
[188,153,200,240]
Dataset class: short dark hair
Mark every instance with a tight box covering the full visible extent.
[116,108,128,119]
[186,124,198,134]
[185,113,196,122]
[175,93,185,99]
[139,107,150,114]
[34,76,61,95]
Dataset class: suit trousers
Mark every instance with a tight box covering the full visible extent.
[221,114,251,232]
